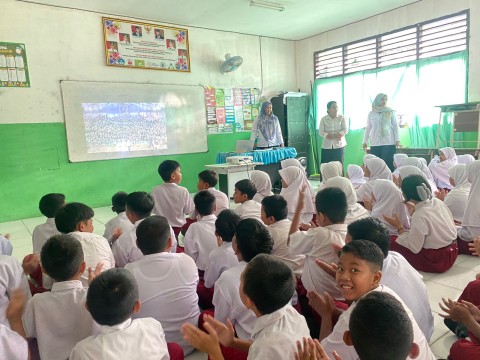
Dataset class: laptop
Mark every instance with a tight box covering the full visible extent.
[236,140,255,153]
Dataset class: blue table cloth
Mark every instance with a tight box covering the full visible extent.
[216,147,297,165]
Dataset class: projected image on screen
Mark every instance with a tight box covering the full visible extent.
[82,103,167,153]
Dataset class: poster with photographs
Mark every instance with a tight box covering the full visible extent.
[205,86,261,134]
[102,17,190,72]
[0,42,30,87]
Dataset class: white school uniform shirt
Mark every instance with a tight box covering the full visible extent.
[234,200,263,222]
[268,219,305,276]
[445,164,471,223]
[363,110,399,146]
[213,262,256,339]
[69,231,114,286]
[69,318,169,360]
[248,305,311,360]
[204,242,239,288]
[459,161,480,241]
[381,251,434,341]
[208,187,229,216]
[319,114,348,149]
[0,255,31,327]
[102,212,134,243]
[289,224,347,299]
[32,217,60,253]
[184,214,217,271]
[0,323,28,360]
[428,147,458,189]
[151,182,195,227]
[396,198,457,253]
[22,280,99,360]
[125,252,200,355]
[321,285,435,360]
[0,235,12,256]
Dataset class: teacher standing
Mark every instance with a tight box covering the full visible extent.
[251,101,284,149]
[363,93,400,171]
[319,101,348,164]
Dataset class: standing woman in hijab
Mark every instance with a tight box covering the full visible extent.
[319,101,348,164]
[363,93,400,171]
[250,101,284,149]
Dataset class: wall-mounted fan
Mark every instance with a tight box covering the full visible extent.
[220,53,243,74]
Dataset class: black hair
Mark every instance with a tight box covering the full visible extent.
[136,215,171,255]
[349,292,414,360]
[158,160,180,182]
[86,268,139,326]
[215,209,241,243]
[235,218,273,262]
[401,175,431,202]
[327,101,337,111]
[242,254,295,315]
[194,190,216,216]
[235,179,257,200]
[347,217,390,257]
[315,187,347,223]
[261,195,288,221]
[126,192,154,219]
[338,240,384,271]
[111,191,128,214]
[41,234,84,281]
[39,193,66,218]
[55,202,94,234]
[198,170,218,187]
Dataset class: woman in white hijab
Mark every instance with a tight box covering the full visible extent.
[369,179,410,235]
[441,164,471,223]
[458,160,480,254]
[457,154,476,164]
[346,164,366,189]
[318,161,343,191]
[250,170,273,204]
[324,176,369,224]
[428,147,458,189]
[279,166,316,223]
[356,157,392,202]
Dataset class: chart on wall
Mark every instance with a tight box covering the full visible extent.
[102,17,190,72]
[0,42,30,87]
[205,87,261,134]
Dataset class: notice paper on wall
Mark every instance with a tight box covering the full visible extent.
[0,42,30,87]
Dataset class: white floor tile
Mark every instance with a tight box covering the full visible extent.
[21,216,46,234]
[425,282,463,314]
[454,254,471,266]
[419,271,437,281]
[0,220,27,234]
[429,313,450,344]
[185,350,207,360]
[12,244,33,262]
[428,266,478,291]
[430,332,457,359]
[455,256,480,273]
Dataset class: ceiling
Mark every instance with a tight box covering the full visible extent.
[22,0,420,40]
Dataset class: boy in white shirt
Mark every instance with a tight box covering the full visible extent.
[0,323,28,360]
[32,193,65,253]
[198,170,229,216]
[103,191,134,244]
[151,160,195,238]
[125,215,199,355]
[233,179,262,222]
[69,268,169,360]
[182,254,310,360]
[7,235,99,360]
[261,195,304,276]
[184,190,218,274]
[55,202,115,286]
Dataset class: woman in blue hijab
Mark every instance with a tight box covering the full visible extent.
[250,101,284,149]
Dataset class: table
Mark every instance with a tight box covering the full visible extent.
[205,162,263,199]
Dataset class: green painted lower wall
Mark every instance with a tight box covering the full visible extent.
[0,123,249,222]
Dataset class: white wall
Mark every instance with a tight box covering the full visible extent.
[0,0,296,124]
[296,0,480,101]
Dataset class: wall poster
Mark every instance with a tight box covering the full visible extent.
[0,42,30,87]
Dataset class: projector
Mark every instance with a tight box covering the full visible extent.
[226,156,253,165]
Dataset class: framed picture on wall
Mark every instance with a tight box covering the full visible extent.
[102,17,190,72]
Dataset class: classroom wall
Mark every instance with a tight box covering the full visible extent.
[297,0,480,168]
[0,0,296,222]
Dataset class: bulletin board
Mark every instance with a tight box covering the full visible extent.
[0,42,30,87]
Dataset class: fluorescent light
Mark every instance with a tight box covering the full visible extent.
[250,0,285,12]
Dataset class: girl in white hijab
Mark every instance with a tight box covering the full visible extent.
[250,170,273,204]
[318,161,343,191]
[457,154,475,164]
[441,164,471,223]
[370,179,410,235]
[279,166,316,223]
[346,164,366,189]
[325,176,369,224]
[356,157,392,202]
[428,147,458,189]
[396,163,438,194]
[392,153,408,174]
[458,160,480,254]
[280,158,303,170]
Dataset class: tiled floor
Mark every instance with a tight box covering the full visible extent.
[2,205,475,359]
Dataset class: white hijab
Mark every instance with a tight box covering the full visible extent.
[363,154,377,164]
[320,161,343,183]
[281,158,303,170]
[347,164,366,189]
[460,161,480,227]
[457,154,476,165]
[402,157,435,182]
[448,164,469,187]
[251,170,273,203]
[371,179,410,234]
[356,158,392,202]
[325,176,369,224]
[397,165,438,194]
[393,153,408,168]
[445,164,471,223]
[429,147,458,188]
[279,166,316,217]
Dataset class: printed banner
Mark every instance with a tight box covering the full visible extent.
[0,42,30,87]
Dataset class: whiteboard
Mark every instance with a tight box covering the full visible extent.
[61,81,208,162]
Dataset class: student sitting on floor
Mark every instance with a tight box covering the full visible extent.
[32,193,65,253]
[346,164,366,190]
[279,166,316,223]
[436,164,471,224]
[233,179,263,222]
[428,147,458,190]
[182,254,310,359]
[197,170,229,216]
[250,170,273,204]
[103,191,134,245]
[69,269,170,360]
[356,157,392,203]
